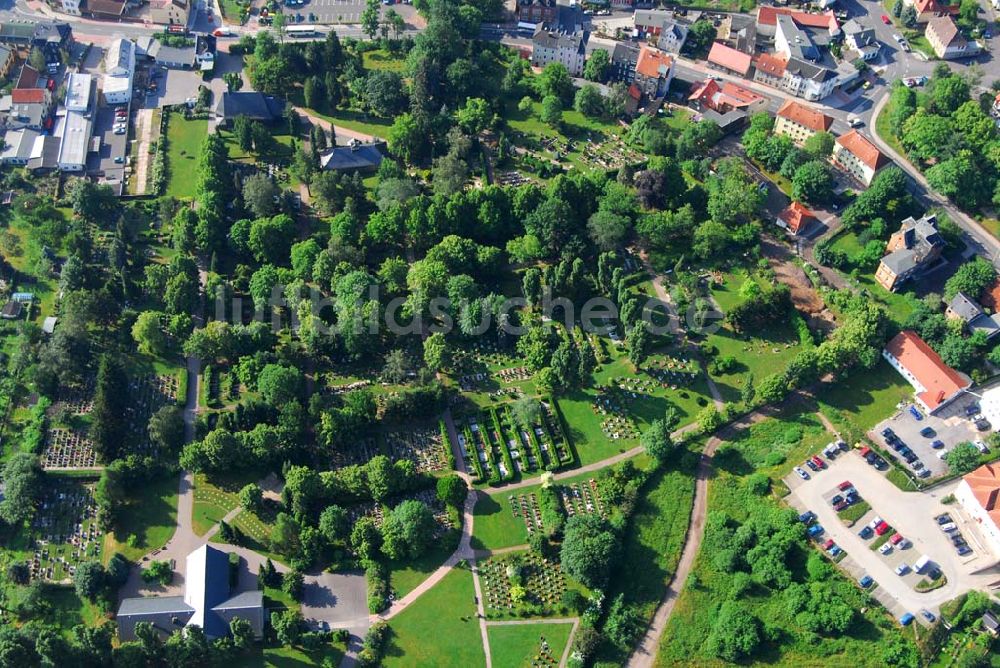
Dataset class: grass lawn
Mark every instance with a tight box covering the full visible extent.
[191,471,264,536]
[716,410,833,479]
[383,566,486,667]
[828,229,865,257]
[103,474,180,562]
[165,117,207,198]
[704,322,805,404]
[874,98,906,159]
[818,360,911,435]
[42,585,106,636]
[301,106,391,139]
[363,49,405,72]
[243,644,345,667]
[389,536,457,598]
[488,621,574,668]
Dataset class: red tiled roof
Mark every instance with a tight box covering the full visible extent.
[687,78,719,103]
[884,331,971,410]
[777,201,815,234]
[15,65,39,90]
[776,99,833,132]
[707,42,752,76]
[627,83,642,100]
[754,52,787,77]
[719,82,763,107]
[963,464,1000,527]
[757,6,838,30]
[836,129,887,170]
[635,46,673,79]
[11,88,46,104]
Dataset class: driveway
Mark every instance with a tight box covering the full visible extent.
[785,451,1000,616]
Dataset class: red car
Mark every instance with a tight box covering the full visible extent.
[811,455,826,469]
[875,521,890,536]
[823,538,835,550]
[890,533,904,545]
[881,14,891,23]
[859,446,871,457]
[838,480,853,491]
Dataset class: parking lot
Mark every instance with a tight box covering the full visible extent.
[303,0,418,24]
[872,394,986,481]
[86,104,129,186]
[785,450,1000,622]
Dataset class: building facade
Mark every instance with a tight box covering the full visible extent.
[773,99,833,144]
[531,28,587,76]
[832,129,887,186]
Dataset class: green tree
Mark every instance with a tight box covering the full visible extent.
[423,332,451,372]
[436,474,467,508]
[380,500,437,560]
[239,483,263,513]
[944,257,996,300]
[802,131,834,158]
[455,97,494,134]
[132,311,166,356]
[257,364,304,405]
[319,504,349,542]
[540,94,563,127]
[271,610,303,646]
[361,0,381,39]
[242,174,279,220]
[792,160,833,204]
[74,561,106,600]
[641,417,674,464]
[574,84,605,118]
[387,112,425,165]
[148,405,185,453]
[583,48,610,82]
[560,514,617,588]
[945,442,981,474]
[538,62,573,101]
[282,569,305,600]
[706,601,760,662]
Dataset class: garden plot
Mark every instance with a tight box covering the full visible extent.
[28,479,102,582]
[479,551,568,619]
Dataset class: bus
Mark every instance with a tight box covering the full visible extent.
[286,24,319,37]
[166,24,188,35]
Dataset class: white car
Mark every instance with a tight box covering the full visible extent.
[794,466,810,480]
[975,439,989,454]
[895,563,911,575]
[893,33,904,42]
[848,117,864,128]
[868,516,884,529]
[879,542,893,555]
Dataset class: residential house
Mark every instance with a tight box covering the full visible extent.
[556,5,590,33]
[903,0,957,24]
[195,34,216,71]
[25,134,60,172]
[609,43,640,84]
[64,72,92,112]
[657,19,689,53]
[832,129,887,186]
[320,139,385,173]
[149,0,189,26]
[633,9,674,34]
[955,465,1000,556]
[0,45,13,81]
[530,27,587,77]
[633,9,694,53]
[753,52,787,88]
[717,14,757,53]
[842,19,880,61]
[706,41,752,77]
[775,201,816,236]
[782,57,854,101]
[214,91,286,127]
[984,612,1000,636]
[874,213,944,291]
[117,545,265,642]
[0,128,39,164]
[774,13,822,61]
[516,0,557,26]
[0,21,70,72]
[882,330,971,414]
[687,78,767,114]
[633,45,673,98]
[102,37,134,104]
[54,104,91,172]
[0,300,23,320]
[773,99,833,144]
[61,0,84,15]
[85,0,127,19]
[755,7,840,40]
[944,292,1000,340]
[149,39,196,69]
[6,65,54,131]
[925,16,977,59]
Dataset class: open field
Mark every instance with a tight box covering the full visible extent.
[164,117,208,198]
[818,360,912,435]
[488,622,574,668]
[103,474,180,562]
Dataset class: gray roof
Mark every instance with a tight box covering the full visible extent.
[984,611,1000,631]
[118,595,193,617]
[150,41,196,66]
[215,92,286,122]
[843,19,876,45]
[880,248,920,275]
[1,128,39,161]
[777,14,821,60]
[532,27,587,53]
[948,292,983,322]
[214,590,263,610]
[320,142,385,171]
[784,56,838,81]
[634,9,673,26]
[612,42,639,65]
[880,214,943,276]
[27,134,60,170]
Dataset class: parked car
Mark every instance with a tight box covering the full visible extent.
[927,567,942,580]
[795,467,810,480]
[805,459,819,472]
[811,455,825,469]
[838,480,853,491]
[859,574,874,588]
[879,542,893,555]
[940,522,957,532]
[799,511,816,524]
[881,13,891,23]
[912,460,924,471]
[858,526,874,539]
[958,546,973,556]
[966,404,980,416]
[920,427,935,437]
[975,440,989,454]
[919,469,931,478]
[807,524,824,537]
[930,440,944,449]
[895,563,910,575]
[952,537,967,548]
[829,545,842,556]
[831,495,844,506]
[868,516,884,529]
[881,428,895,439]
[848,117,864,128]
[920,609,936,623]
[900,612,915,626]
[873,456,888,469]
[823,539,835,550]
[833,500,848,512]
[909,405,923,420]
[875,521,890,536]
[890,533,905,545]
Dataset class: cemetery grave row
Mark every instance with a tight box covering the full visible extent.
[480,551,569,619]
[328,426,450,474]
[508,478,605,535]
[27,479,102,582]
